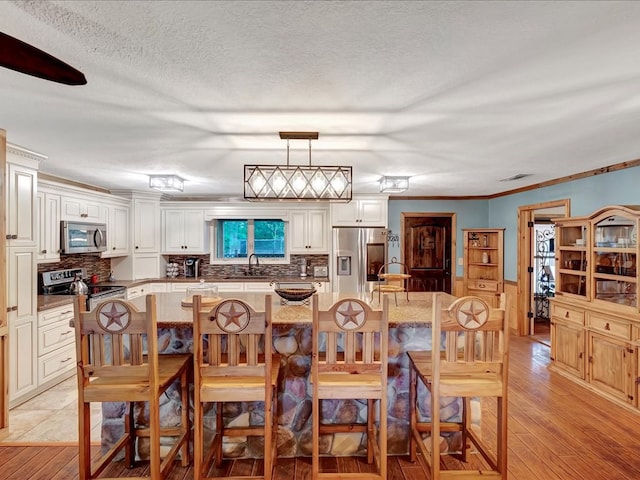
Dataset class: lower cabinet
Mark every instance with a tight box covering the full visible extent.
[587,331,634,405]
[550,297,638,409]
[550,318,585,379]
[37,305,76,387]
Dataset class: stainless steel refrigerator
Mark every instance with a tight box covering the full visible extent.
[332,227,388,293]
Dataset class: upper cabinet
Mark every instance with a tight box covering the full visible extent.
[36,190,61,263]
[331,195,388,227]
[289,209,329,253]
[590,207,638,311]
[161,209,209,254]
[103,202,130,257]
[554,205,640,313]
[133,198,160,253]
[6,158,38,247]
[554,217,589,300]
[60,195,106,222]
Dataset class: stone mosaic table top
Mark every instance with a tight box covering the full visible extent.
[128,291,456,328]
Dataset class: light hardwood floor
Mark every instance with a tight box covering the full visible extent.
[1,335,640,479]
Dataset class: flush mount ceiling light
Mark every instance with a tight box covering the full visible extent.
[244,132,352,202]
[149,174,184,192]
[379,176,409,193]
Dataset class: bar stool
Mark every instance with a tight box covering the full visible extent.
[192,295,280,480]
[311,294,389,479]
[371,257,411,305]
[407,293,509,479]
[73,294,191,480]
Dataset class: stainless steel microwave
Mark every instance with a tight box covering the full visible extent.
[61,221,107,254]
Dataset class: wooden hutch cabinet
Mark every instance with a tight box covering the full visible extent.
[551,205,639,409]
[462,228,504,307]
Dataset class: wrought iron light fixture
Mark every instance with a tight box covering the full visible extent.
[379,176,409,193]
[149,174,184,192]
[244,132,352,201]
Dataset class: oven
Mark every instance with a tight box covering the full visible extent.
[41,268,126,310]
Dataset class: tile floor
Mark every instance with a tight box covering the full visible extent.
[2,375,102,443]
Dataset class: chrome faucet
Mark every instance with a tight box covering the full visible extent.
[248,253,260,275]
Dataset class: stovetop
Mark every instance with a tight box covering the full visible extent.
[40,268,126,297]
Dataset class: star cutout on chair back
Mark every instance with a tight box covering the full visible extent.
[215,300,250,333]
[97,301,131,333]
[334,300,367,331]
[452,298,489,330]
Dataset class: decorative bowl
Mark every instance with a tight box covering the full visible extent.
[274,288,316,302]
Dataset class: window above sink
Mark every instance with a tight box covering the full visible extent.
[211,218,288,265]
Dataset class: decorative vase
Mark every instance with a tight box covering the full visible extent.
[482,252,490,264]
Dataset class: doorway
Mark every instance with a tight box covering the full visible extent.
[401,212,455,293]
[517,200,570,337]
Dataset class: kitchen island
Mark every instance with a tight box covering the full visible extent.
[100,291,467,459]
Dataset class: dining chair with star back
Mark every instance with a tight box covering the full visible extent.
[192,294,280,480]
[311,294,389,479]
[73,294,191,480]
[407,292,509,479]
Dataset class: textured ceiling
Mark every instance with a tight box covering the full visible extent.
[2,1,640,199]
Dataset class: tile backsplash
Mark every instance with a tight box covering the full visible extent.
[37,254,329,281]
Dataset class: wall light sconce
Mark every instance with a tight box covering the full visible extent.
[244,132,352,201]
[149,174,184,192]
[379,176,409,193]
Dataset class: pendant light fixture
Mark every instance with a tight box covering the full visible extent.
[244,132,352,201]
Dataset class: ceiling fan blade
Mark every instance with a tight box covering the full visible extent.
[0,32,86,86]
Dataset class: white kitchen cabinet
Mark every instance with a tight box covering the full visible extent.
[244,282,275,293]
[37,304,75,387]
[134,198,160,253]
[161,209,209,254]
[331,196,388,227]
[61,195,106,222]
[6,161,37,247]
[170,282,243,293]
[7,247,38,405]
[103,203,130,257]
[36,190,61,263]
[127,283,151,300]
[148,283,168,293]
[289,209,329,253]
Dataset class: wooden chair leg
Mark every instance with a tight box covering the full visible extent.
[215,402,224,467]
[193,398,202,480]
[126,402,135,468]
[461,396,470,462]
[264,388,273,480]
[78,400,91,480]
[180,370,190,466]
[149,396,161,480]
[367,398,374,464]
[431,390,440,479]
[312,397,319,480]
[409,365,417,463]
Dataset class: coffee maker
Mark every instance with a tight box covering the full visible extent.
[184,258,200,278]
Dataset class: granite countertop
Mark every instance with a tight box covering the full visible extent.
[38,276,331,311]
[98,275,330,288]
[38,295,77,311]
[127,291,453,328]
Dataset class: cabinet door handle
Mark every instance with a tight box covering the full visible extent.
[11,235,17,239]
[60,357,73,363]
[578,352,583,359]
[42,249,47,254]
[565,311,569,318]
[604,322,610,331]
[5,234,10,240]
[11,306,17,311]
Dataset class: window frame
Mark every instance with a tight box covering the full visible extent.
[210,218,290,265]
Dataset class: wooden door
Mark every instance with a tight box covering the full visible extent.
[402,214,452,293]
